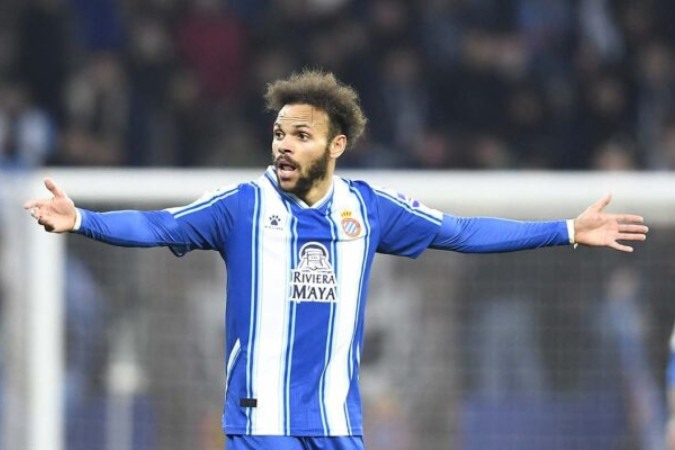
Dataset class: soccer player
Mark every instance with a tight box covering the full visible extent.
[25,70,649,450]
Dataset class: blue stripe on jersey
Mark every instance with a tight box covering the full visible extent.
[170,187,239,219]
[246,185,263,434]
[287,208,335,434]
[373,189,442,225]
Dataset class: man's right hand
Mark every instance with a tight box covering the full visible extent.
[23,178,77,233]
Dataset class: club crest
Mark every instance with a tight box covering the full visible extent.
[340,210,361,238]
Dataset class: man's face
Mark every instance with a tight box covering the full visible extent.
[272,104,334,199]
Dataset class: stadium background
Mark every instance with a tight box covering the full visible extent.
[2,0,675,449]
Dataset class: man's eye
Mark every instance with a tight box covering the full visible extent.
[274,131,284,139]
[298,133,309,141]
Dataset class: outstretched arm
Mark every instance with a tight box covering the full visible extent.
[23,178,181,247]
[572,193,648,252]
[23,177,77,233]
[430,193,648,253]
[24,177,229,253]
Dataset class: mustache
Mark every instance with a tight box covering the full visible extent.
[274,155,298,167]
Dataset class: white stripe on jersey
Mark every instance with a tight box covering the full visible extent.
[322,180,368,435]
[225,338,241,389]
[167,185,240,218]
[373,186,443,225]
[243,173,371,435]
[283,219,299,435]
[250,179,293,434]
[245,186,261,434]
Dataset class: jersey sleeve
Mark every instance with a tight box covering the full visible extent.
[430,214,571,253]
[373,187,443,258]
[76,185,240,256]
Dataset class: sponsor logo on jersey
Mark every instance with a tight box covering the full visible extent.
[289,242,338,303]
[340,210,361,238]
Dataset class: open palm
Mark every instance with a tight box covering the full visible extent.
[573,194,648,252]
[23,178,77,233]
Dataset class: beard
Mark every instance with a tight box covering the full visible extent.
[274,144,331,199]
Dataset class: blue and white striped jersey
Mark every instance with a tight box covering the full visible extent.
[209,168,440,436]
[75,166,570,437]
[80,166,443,436]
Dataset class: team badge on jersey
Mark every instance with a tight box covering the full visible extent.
[340,210,362,238]
[289,242,338,303]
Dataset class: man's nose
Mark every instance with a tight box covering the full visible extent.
[277,138,293,153]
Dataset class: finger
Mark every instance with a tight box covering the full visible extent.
[591,192,612,212]
[617,233,647,241]
[44,177,67,199]
[618,224,649,234]
[614,214,645,224]
[610,241,634,253]
[23,199,47,210]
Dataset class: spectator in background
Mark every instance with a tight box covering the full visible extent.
[591,135,640,170]
[174,0,247,104]
[572,72,636,169]
[501,83,558,168]
[126,12,176,166]
[0,79,56,167]
[370,46,430,158]
[5,0,675,169]
[577,0,624,66]
[517,0,576,80]
[416,0,469,73]
[469,134,514,169]
[594,267,667,450]
[69,0,126,51]
[653,117,675,170]
[13,0,71,125]
[635,40,675,168]
[163,69,214,167]
[64,255,107,448]
[56,52,129,166]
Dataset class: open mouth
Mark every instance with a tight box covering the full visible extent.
[275,158,298,176]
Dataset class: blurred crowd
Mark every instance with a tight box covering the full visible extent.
[2,0,675,170]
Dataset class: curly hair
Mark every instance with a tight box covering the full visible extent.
[264,69,368,148]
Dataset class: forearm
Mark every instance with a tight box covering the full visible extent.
[430,214,573,253]
[74,208,189,247]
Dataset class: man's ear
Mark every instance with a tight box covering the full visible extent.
[330,135,347,159]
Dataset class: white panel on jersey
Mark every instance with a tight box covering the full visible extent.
[251,180,292,434]
[323,180,368,434]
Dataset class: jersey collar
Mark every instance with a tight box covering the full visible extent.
[264,166,335,210]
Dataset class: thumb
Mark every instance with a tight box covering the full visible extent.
[591,192,612,212]
[44,177,67,199]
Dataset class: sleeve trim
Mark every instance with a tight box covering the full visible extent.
[566,219,576,245]
[73,208,83,231]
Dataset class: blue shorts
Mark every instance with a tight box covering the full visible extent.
[225,434,364,450]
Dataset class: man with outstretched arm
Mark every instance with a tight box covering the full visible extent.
[25,70,648,450]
